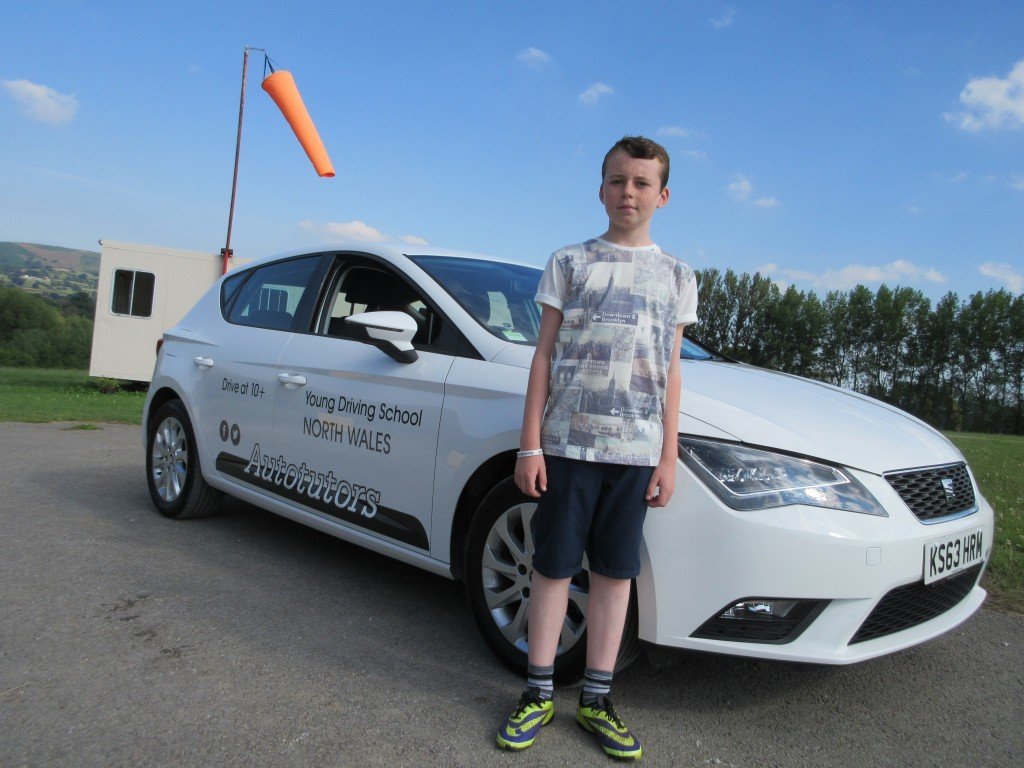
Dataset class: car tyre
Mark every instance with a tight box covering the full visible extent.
[464,477,639,684]
[146,399,221,520]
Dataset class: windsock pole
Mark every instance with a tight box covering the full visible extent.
[222,46,264,275]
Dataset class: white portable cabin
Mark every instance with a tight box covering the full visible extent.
[89,240,248,382]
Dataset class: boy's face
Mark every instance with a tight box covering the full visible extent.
[599,150,670,236]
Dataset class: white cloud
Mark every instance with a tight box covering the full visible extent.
[2,79,78,124]
[979,262,1023,293]
[578,82,614,105]
[757,263,817,283]
[1010,176,1024,191]
[517,47,552,68]
[760,260,947,291]
[299,220,428,245]
[903,203,923,215]
[945,58,1024,131]
[678,149,707,160]
[657,126,693,138]
[727,176,753,202]
[728,175,781,208]
[710,8,736,28]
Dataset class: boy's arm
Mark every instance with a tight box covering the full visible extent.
[646,324,685,507]
[516,305,563,497]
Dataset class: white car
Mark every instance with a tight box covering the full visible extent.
[143,243,994,679]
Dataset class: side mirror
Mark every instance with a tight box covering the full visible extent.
[345,311,419,363]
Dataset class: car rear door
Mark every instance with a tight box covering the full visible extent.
[189,254,328,490]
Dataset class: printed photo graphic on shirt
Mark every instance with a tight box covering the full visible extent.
[632,251,676,303]
[561,307,587,331]
[544,386,581,445]
[554,363,578,387]
[562,332,613,362]
[592,311,639,326]
[610,327,636,363]
[570,413,622,440]
[580,372,631,417]
[585,268,636,316]
[630,358,667,395]
[590,248,636,264]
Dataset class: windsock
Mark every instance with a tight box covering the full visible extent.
[261,70,335,177]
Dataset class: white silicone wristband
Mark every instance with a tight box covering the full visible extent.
[516,449,544,458]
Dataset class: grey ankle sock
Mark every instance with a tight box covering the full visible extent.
[580,667,613,705]
[527,663,554,700]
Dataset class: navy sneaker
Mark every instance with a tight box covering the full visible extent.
[496,689,554,751]
[576,695,642,760]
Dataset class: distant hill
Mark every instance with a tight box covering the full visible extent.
[0,242,100,298]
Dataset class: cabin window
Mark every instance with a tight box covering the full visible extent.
[111,269,156,318]
[226,255,322,331]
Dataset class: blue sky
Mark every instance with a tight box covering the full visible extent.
[2,1,1022,300]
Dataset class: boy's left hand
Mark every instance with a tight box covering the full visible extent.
[645,459,677,508]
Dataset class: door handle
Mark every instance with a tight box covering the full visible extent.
[277,372,307,388]
[193,357,214,369]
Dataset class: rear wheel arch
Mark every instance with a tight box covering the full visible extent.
[146,386,185,426]
[146,398,222,519]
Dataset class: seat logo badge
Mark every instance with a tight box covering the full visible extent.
[941,477,956,504]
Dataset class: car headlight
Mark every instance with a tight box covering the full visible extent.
[678,436,887,516]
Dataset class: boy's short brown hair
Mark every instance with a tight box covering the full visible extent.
[602,136,670,189]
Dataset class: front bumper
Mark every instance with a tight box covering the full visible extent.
[635,464,994,664]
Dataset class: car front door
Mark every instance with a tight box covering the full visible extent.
[269,259,457,553]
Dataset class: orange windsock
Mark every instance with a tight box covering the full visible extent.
[261,70,335,178]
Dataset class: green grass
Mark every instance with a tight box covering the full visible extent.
[946,432,1024,615]
[1,367,1020,613]
[0,367,145,424]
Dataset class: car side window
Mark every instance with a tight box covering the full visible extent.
[322,264,460,354]
[226,256,323,331]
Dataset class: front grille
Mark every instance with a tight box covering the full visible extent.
[885,463,975,522]
[849,565,981,644]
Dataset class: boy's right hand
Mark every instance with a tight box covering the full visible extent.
[515,455,547,498]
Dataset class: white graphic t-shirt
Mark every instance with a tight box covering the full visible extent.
[535,238,698,466]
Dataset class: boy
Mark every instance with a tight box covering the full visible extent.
[496,136,698,760]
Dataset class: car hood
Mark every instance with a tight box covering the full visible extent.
[678,361,962,474]
[490,344,962,475]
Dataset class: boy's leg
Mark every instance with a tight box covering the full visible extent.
[527,572,571,666]
[584,572,632,671]
[496,575,570,751]
[576,574,643,760]
[575,461,650,761]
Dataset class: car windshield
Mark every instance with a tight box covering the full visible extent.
[410,255,543,345]
[681,337,719,361]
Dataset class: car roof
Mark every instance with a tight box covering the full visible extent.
[230,242,543,272]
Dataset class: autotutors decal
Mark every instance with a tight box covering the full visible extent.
[301,390,425,455]
[215,442,428,549]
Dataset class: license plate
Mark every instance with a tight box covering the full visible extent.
[923,528,985,585]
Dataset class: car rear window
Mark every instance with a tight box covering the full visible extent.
[225,256,322,331]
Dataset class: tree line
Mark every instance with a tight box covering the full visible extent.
[2,275,1022,435]
[692,268,1024,435]
[0,286,94,368]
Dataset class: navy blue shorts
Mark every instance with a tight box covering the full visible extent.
[531,456,654,580]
